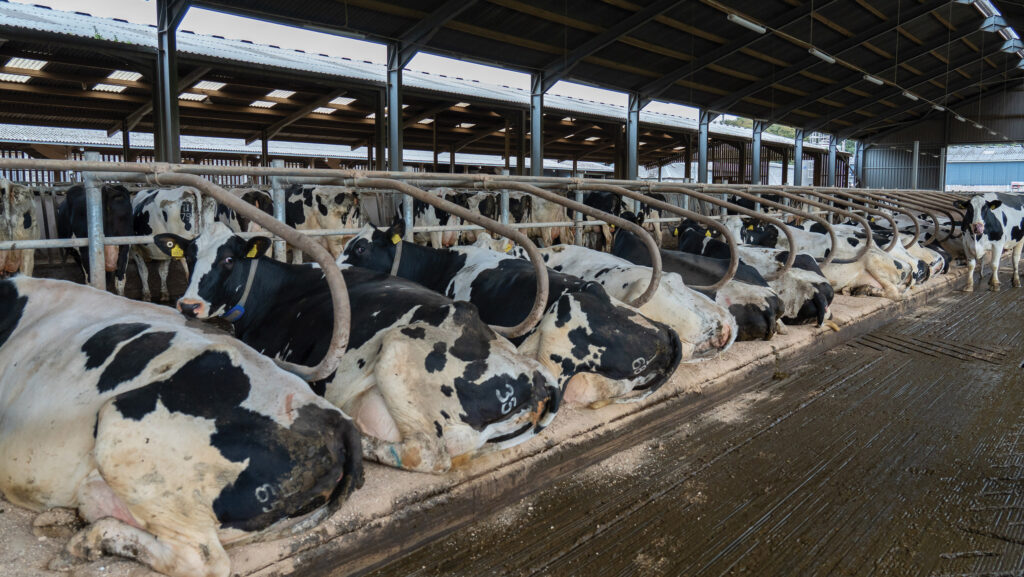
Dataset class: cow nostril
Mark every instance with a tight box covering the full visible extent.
[178,302,200,317]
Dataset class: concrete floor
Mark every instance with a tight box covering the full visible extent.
[366,288,1024,577]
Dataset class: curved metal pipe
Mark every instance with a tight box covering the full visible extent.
[823,188,921,248]
[797,189,900,253]
[573,182,739,292]
[752,187,875,265]
[889,190,965,239]
[101,171,350,383]
[356,177,548,340]
[652,184,797,281]
[482,180,661,309]
[716,186,841,267]
[842,189,948,246]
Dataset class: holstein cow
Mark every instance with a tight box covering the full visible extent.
[285,184,362,262]
[162,223,559,473]
[56,183,133,295]
[516,193,574,247]
[801,220,936,286]
[131,186,214,302]
[398,188,464,248]
[955,192,1024,292]
[342,222,683,408]
[673,219,834,329]
[220,188,274,233]
[612,212,784,342]
[475,233,735,361]
[579,190,625,251]
[0,276,362,577]
[740,218,910,300]
[0,178,39,277]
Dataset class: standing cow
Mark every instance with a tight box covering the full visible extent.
[955,192,1024,292]
[0,178,39,277]
[56,183,133,295]
[0,276,362,577]
[285,184,363,262]
[131,186,214,302]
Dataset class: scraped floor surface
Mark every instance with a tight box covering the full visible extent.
[367,287,1024,577]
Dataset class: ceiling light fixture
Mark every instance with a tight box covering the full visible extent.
[727,13,766,35]
[863,74,884,86]
[809,47,836,64]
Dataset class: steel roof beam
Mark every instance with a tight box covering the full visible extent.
[706,0,947,114]
[397,0,479,68]
[244,87,348,145]
[807,47,1013,133]
[539,0,688,93]
[639,0,841,106]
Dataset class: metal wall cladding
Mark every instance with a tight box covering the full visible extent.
[946,161,1024,186]
[870,88,1024,147]
[863,146,942,190]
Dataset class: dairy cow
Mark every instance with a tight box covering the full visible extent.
[342,222,683,408]
[579,190,625,251]
[955,192,1024,291]
[56,183,133,295]
[612,213,784,341]
[475,233,735,361]
[0,179,38,277]
[220,188,274,233]
[399,188,464,248]
[285,184,362,261]
[163,223,559,472]
[673,219,833,328]
[0,276,362,577]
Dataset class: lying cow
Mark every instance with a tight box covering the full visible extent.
[162,223,559,473]
[674,219,834,328]
[285,184,363,261]
[56,183,133,295]
[801,220,934,286]
[342,222,683,408]
[612,213,783,341]
[741,218,910,300]
[475,233,735,361]
[131,186,214,302]
[0,275,362,577]
[0,178,38,277]
[955,192,1024,291]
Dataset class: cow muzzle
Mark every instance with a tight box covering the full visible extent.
[972,221,985,236]
[177,298,207,318]
[104,245,120,272]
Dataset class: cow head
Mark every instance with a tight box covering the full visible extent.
[955,195,1002,240]
[157,222,271,318]
[740,218,779,247]
[339,222,405,273]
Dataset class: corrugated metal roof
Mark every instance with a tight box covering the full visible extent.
[0,1,834,153]
[946,145,1024,163]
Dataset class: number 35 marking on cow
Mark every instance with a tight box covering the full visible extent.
[254,483,279,512]
[495,384,517,415]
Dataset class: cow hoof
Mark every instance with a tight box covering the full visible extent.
[991,284,1001,292]
[1014,278,1022,288]
[961,286,974,293]
[160,293,171,303]
[33,508,82,539]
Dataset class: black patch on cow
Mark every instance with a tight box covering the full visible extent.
[553,265,563,272]
[893,260,903,270]
[1004,213,1009,226]
[82,323,151,370]
[595,267,611,277]
[97,331,175,393]
[112,350,352,532]
[440,410,451,420]
[23,210,32,230]
[568,326,591,359]
[1013,218,1024,241]
[401,326,426,339]
[0,280,28,351]
[549,354,578,377]
[434,421,443,438]
[440,384,454,397]
[425,342,447,373]
[454,371,536,430]
[846,237,859,247]
[555,295,573,328]
[316,195,328,217]
[447,305,491,361]
[409,303,450,327]
[357,358,366,369]
[334,193,346,205]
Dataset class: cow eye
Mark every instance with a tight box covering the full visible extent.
[355,245,365,255]
[223,256,234,266]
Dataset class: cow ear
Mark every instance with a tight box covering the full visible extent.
[386,220,405,244]
[153,233,190,259]
[244,237,272,259]
[953,199,969,209]
[989,200,1003,210]
[634,211,645,226]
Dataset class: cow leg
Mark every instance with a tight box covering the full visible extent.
[601,224,613,252]
[989,246,1003,291]
[964,258,976,292]
[21,249,34,277]
[430,231,443,249]
[131,250,152,301]
[1013,242,1023,288]
[158,259,172,302]
[54,517,228,577]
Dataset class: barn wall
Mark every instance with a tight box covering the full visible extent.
[863,145,942,190]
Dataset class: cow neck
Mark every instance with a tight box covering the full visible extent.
[228,257,327,337]
[392,241,462,293]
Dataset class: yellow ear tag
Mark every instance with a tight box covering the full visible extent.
[170,245,184,259]
[503,243,512,253]
[673,228,679,236]
[391,234,402,245]
[610,225,616,230]
[747,225,754,231]
[246,245,260,258]
[705,230,712,238]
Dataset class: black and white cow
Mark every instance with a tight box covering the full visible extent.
[673,219,834,328]
[954,192,1024,292]
[0,275,362,577]
[799,220,935,286]
[399,188,464,248]
[342,222,683,408]
[162,223,559,473]
[0,178,38,277]
[56,183,134,295]
[612,213,784,341]
[474,233,736,361]
[579,190,626,251]
[220,188,274,233]
[131,186,214,302]
[285,184,363,262]
[740,218,911,300]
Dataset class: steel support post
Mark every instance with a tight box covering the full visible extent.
[375,88,386,171]
[626,92,641,201]
[530,73,544,177]
[698,109,710,184]
[386,44,404,172]
[752,120,764,185]
[911,140,920,190]
[82,151,106,290]
[794,129,804,187]
[155,0,187,163]
[828,134,838,187]
[270,159,287,261]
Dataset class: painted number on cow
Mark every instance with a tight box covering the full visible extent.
[632,355,656,375]
[254,483,279,512]
[496,384,517,415]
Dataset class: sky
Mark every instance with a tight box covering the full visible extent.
[8,0,700,119]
